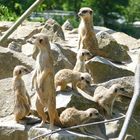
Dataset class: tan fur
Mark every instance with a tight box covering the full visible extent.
[55,69,92,91]
[60,107,100,127]
[12,65,31,123]
[78,7,98,52]
[78,7,107,57]
[93,84,125,117]
[30,33,60,129]
[73,49,92,72]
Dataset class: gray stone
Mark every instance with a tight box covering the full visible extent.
[41,18,65,42]
[62,20,73,31]
[86,56,134,84]
[0,46,35,79]
[96,31,131,63]
[8,41,22,52]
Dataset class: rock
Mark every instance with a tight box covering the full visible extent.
[22,42,76,73]
[112,32,139,50]
[96,31,131,63]
[0,21,14,32]
[41,18,65,42]
[86,56,134,83]
[0,22,42,47]
[8,41,22,52]
[0,46,35,79]
[62,20,73,31]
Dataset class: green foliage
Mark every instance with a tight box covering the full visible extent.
[124,0,140,23]
[0,5,18,21]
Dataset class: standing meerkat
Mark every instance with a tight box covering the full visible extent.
[60,107,100,128]
[30,33,60,129]
[78,7,107,57]
[55,69,92,91]
[12,65,31,123]
[93,84,126,117]
[73,49,92,72]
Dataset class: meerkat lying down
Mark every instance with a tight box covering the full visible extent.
[73,49,92,72]
[12,65,31,123]
[60,107,100,128]
[55,69,92,91]
[93,84,126,117]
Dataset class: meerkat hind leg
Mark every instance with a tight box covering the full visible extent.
[36,98,49,127]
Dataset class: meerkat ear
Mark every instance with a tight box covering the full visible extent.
[39,38,43,44]
[89,112,93,117]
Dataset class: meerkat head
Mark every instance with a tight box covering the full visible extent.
[77,49,92,61]
[28,33,50,50]
[109,84,125,95]
[78,7,93,19]
[79,73,93,90]
[86,108,100,119]
[13,65,29,77]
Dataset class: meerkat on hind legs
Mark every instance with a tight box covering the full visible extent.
[12,65,31,123]
[73,49,92,72]
[30,33,61,129]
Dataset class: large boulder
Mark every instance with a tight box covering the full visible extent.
[0,46,35,79]
[96,31,131,63]
[86,56,134,84]
[1,22,42,47]
[112,32,139,50]
[41,18,65,42]
[22,42,76,73]
[0,21,14,32]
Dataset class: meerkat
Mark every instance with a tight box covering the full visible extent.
[92,84,126,117]
[78,7,98,52]
[78,7,107,57]
[30,33,60,129]
[12,65,31,123]
[60,107,100,128]
[73,49,92,72]
[55,69,92,91]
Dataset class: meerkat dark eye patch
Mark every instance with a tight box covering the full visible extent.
[89,10,93,15]
[82,10,88,14]
[120,88,125,91]
[86,80,90,84]
[18,70,22,74]
[114,89,118,93]
[81,76,84,80]
[82,53,84,56]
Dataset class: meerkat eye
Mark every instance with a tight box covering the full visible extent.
[114,89,118,93]
[120,88,125,91]
[89,11,93,15]
[18,70,22,74]
[86,80,90,84]
[82,10,88,14]
[81,76,84,80]
[94,111,99,116]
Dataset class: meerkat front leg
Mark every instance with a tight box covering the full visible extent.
[31,69,37,91]
[37,68,52,94]
[78,37,81,50]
